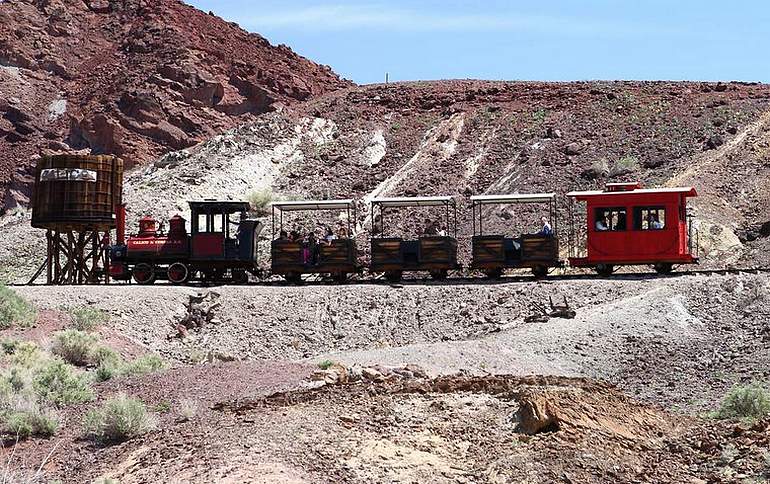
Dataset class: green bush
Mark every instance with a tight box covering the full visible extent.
[51,330,100,366]
[247,187,274,216]
[84,394,156,443]
[317,360,334,370]
[123,355,166,377]
[0,285,36,329]
[33,358,94,405]
[4,407,58,438]
[69,307,108,331]
[713,383,770,421]
[610,156,639,177]
[95,353,166,382]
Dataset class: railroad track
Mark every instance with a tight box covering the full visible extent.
[12,265,770,288]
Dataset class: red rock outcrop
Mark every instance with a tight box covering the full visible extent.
[0,0,351,210]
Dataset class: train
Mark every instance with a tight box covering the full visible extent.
[108,182,700,284]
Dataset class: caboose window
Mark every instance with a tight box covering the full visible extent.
[594,207,627,231]
[634,207,666,230]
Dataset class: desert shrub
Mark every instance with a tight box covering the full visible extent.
[0,285,36,329]
[96,353,166,382]
[610,155,639,177]
[33,358,94,405]
[247,187,274,216]
[84,394,156,443]
[51,329,100,366]
[178,398,198,421]
[123,355,166,377]
[583,159,609,179]
[318,359,334,370]
[4,407,58,438]
[713,383,770,421]
[69,307,108,331]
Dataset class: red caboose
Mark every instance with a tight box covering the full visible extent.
[567,182,698,275]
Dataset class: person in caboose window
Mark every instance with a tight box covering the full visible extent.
[539,216,553,236]
[595,215,609,231]
[651,213,664,229]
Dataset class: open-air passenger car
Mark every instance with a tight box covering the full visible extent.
[369,196,459,281]
[270,199,357,283]
[567,182,699,275]
[470,193,561,278]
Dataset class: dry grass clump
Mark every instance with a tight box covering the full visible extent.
[51,329,100,366]
[84,393,157,443]
[0,340,93,440]
[68,306,108,331]
[712,383,770,422]
[247,187,274,216]
[0,285,36,329]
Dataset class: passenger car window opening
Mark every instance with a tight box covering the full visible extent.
[594,207,627,231]
[634,207,666,230]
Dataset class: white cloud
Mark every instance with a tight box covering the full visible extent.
[242,3,674,37]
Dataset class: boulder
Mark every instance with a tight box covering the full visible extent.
[564,142,583,156]
[515,391,559,434]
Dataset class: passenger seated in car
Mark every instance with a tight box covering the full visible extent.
[322,226,336,245]
[539,216,553,236]
[337,225,349,239]
[431,221,446,236]
[595,216,609,231]
[649,213,664,229]
[423,218,439,236]
[279,230,289,241]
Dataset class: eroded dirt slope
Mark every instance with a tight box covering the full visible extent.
[0,0,350,209]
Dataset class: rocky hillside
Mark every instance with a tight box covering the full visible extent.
[122,80,770,267]
[0,0,351,210]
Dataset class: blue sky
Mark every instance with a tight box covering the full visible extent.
[186,0,769,85]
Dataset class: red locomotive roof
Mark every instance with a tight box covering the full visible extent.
[567,186,697,199]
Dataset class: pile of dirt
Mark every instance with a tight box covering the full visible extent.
[11,372,769,483]
[0,0,351,210]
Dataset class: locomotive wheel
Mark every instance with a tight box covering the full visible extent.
[429,270,448,280]
[132,263,156,285]
[653,262,673,275]
[531,265,548,279]
[333,272,348,284]
[232,269,248,284]
[484,268,502,280]
[595,264,615,277]
[284,272,302,284]
[167,262,189,284]
[385,271,402,283]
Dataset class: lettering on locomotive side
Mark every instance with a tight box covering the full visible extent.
[128,239,186,248]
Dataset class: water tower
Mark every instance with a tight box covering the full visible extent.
[29,154,123,284]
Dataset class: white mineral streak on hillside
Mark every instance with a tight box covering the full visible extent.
[360,113,465,227]
[123,115,337,225]
[666,111,770,264]
[361,130,386,167]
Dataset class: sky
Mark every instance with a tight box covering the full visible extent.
[185,0,770,85]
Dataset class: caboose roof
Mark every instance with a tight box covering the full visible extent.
[470,193,555,205]
[566,187,697,198]
[270,199,355,211]
[371,196,455,207]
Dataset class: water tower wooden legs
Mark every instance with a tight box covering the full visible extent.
[29,229,110,284]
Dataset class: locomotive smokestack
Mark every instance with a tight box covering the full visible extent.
[116,204,126,245]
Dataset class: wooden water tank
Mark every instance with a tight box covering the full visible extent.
[31,154,123,230]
